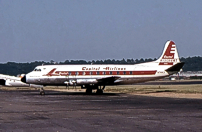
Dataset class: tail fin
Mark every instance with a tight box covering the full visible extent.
[156,40,180,65]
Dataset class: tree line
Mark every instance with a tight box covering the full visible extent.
[0,56,201,76]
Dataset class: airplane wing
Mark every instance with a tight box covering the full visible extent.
[97,76,120,84]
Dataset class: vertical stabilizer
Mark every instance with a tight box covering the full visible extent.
[156,41,180,65]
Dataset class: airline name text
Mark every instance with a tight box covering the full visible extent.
[82,67,127,71]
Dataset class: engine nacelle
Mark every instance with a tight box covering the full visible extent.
[69,80,76,85]
[76,79,98,85]
[29,84,43,88]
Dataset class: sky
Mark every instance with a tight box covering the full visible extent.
[0,0,202,63]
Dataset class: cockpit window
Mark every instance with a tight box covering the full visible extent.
[34,68,42,72]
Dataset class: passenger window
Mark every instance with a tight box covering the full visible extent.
[103,71,106,75]
[110,71,112,75]
[117,71,119,75]
[123,71,126,75]
[97,71,99,75]
[69,72,71,75]
[130,71,133,75]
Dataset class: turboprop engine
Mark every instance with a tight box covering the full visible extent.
[76,79,98,85]
[64,79,98,86]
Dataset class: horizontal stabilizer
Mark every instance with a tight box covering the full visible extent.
[165,62,185,75]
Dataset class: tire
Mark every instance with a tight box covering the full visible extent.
[96,89,103,94]
[86,89,92,94]
[40,91,45,95]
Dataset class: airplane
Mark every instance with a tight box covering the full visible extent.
[0,74,43,88]
[21,40,184,95]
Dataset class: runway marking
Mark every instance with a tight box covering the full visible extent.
[90,100,112,102]
[127,117,138,119]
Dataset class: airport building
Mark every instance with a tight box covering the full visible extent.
[170,71,202,80]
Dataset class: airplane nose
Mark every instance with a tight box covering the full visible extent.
[21,75,26,83]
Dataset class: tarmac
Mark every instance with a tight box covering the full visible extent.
[0,89,202,132]
[138,80,202,85]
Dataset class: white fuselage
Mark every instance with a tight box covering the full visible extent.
[24,61,171,86]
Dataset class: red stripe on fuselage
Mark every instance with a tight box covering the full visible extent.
[45,70,157,76]
[133,71,157,75]
[159,62,173,65]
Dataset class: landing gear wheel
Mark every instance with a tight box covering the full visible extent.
[40,91,45,95]
[39,88,45,95]
[86,89,92,94]
[96,89,103,95]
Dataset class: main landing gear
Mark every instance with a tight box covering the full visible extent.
[39,88,45,95]
[84,85,105,95]
[96,85,105,94]
[86,88,93,94]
